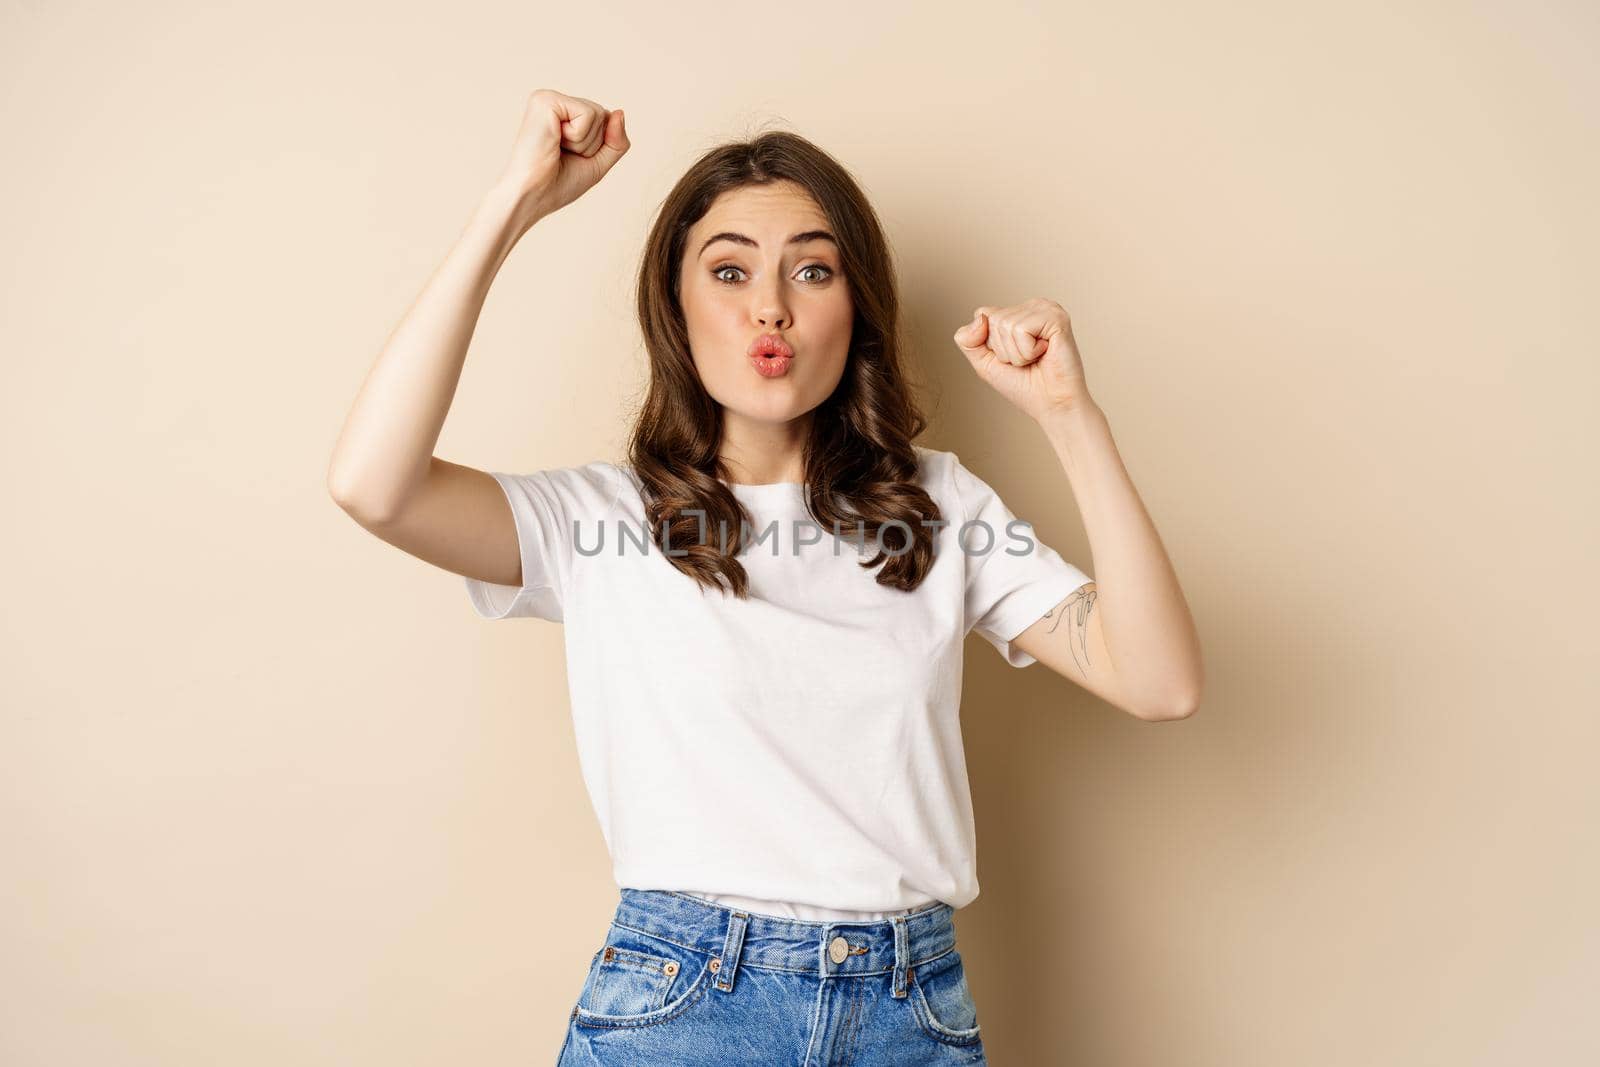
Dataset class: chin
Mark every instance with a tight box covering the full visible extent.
[705,375,807,411]
[730,395,816,423]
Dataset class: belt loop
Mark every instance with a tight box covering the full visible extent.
[714,910,749,994]
[891,915,910,998]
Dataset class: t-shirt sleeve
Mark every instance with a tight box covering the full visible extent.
[463,465,606,623]
[950,453,1094,668]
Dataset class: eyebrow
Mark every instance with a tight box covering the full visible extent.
[697,229,838,258]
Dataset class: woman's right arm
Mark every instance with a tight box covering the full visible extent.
[326,90,629,589]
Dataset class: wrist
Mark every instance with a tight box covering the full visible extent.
[1038,397,1105,435]
[479,179,548,233]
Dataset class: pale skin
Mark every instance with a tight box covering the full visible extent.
[325,89,631,594]
[327,89,1202,723]
[680,180,852,486]
[955,299,1204,722]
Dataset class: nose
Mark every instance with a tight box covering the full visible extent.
[753,277,791,331]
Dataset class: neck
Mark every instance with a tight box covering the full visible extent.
[717,411,810,485]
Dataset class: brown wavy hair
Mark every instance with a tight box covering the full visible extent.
[626,128,941,597]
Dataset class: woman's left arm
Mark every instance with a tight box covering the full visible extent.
[954,298,1205,722]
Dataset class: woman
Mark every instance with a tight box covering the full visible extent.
[328,89,1203,1065]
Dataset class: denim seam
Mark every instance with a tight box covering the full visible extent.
[609,918,711,958]
[571,959,715,1030]
[909,964,983,1046]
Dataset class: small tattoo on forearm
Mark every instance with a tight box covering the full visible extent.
[1042,584,1096,675]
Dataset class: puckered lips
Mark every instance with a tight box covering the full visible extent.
[747,333,795,379]
[748,333,794,359]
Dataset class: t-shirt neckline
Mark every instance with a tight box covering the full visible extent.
[722,479,806,497]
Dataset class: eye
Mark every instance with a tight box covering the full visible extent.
[710,264,835,286]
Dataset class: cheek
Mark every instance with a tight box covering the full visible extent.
[678,277,705,325]
[821,293,855,345]
[821,278,853,318]
[831,295,854,328]
[679,292,740,378]
[682,285,743,334]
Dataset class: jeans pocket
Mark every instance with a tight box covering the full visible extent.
[572,922,716,1029]
[908,948,984,1046]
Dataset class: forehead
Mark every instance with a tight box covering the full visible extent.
[692,181,827,236]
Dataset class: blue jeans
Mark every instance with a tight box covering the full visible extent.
[556,888,988,1065]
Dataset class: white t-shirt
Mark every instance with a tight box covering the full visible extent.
[464,444,1092,920]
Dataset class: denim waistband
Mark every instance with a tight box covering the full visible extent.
[613,888,958,998]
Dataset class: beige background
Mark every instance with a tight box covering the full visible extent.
[3,1,1596,1064]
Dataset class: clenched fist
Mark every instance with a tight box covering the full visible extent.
[498,88,630,224]
[953,297,1092,421]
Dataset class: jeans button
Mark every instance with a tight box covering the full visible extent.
[828,936,849,964]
